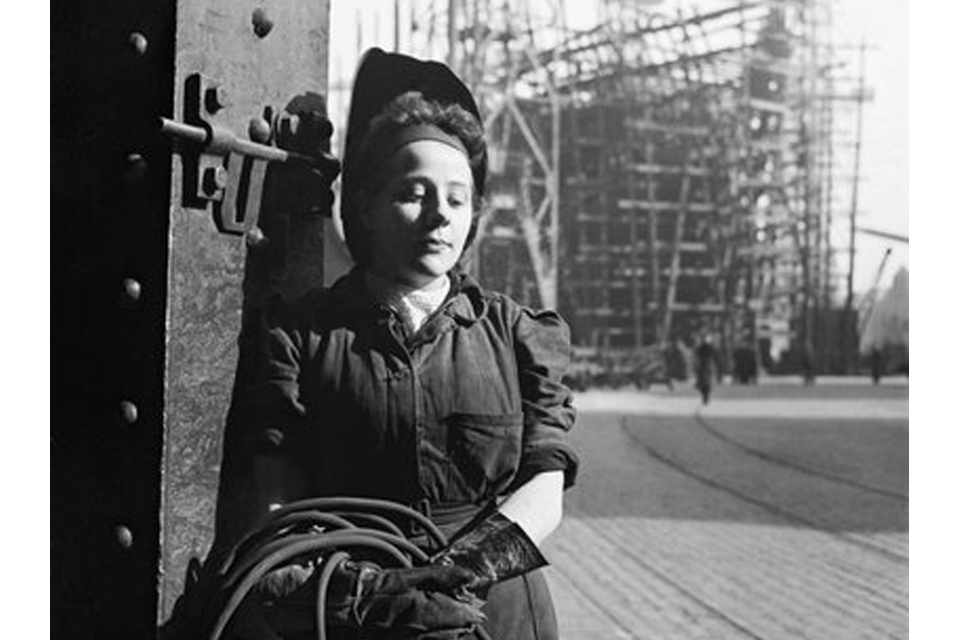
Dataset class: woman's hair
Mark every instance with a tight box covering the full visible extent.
[343,91,487,266]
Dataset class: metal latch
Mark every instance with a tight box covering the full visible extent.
[160,73,339,236]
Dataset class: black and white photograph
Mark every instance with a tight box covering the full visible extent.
[45,0,922,638]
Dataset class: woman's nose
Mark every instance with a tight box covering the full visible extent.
[424,196,451,226]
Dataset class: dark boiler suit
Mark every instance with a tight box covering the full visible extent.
[247,267,579,639]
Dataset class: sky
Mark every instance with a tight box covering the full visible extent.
[828,0,908,293]
[330,0,907,296]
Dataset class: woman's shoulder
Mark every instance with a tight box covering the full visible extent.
[260,271,366,332]
[462,277,569,337]
[455,273,520,322]
[257,287,324,337]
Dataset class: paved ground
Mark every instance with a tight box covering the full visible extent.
[542,378,908,639]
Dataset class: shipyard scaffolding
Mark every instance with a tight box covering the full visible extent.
[403,0,838,378]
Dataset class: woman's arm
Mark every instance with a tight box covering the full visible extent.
[248,301,313,515]
[497,470,565,545]
[431,471,563,589]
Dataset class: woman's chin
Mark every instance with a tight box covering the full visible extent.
[411,254,458,279]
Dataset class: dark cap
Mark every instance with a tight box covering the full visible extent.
[340,48,486,235]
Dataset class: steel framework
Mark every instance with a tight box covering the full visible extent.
[403,0,843,371]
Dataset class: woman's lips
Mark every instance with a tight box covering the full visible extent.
[420,237,451,250]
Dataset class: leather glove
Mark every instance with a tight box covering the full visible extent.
[265,107,341,219]
[231,560,485,638]
[431,511,548,597]
[326,561,486,634]
[225,563,316,639]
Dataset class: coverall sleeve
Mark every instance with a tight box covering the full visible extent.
[512,307,580,490]
[245,300,310,456]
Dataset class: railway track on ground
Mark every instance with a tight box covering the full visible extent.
[692,409,908,502]
[633,436,908,565]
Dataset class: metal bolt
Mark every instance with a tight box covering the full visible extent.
[248,117,272,144]
[204,86,228,114]
[252,7,274,38]
[245,227,268,248]
[122,278,142,303]
[116,525,134,549]
[128,32,148,55]
[202,166,229,196]
[119,401,138,425]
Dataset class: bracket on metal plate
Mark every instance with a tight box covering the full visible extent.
[160,73,339,237]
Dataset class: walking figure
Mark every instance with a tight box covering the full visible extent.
[695,334,720,405]
[800,344,816,385]
[870,345,885,385]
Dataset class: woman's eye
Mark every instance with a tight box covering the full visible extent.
[396,187,425,203]
[448,192,469,208]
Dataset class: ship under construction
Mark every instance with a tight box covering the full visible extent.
[345,0,867,380]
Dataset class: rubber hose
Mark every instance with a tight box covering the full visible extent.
[222,511,357,572]
[221,513,357,582]
[331,511,405,538]
[264,497,447,547]
[313,551,350,640]
[208,534,413,640]
[205,497,492,640]
[220,528,427,594]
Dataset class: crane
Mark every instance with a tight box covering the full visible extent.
[855,224,907,336]
[857,246,893,336]
[856,226,908,244]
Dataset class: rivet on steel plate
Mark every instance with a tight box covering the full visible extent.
[252,7,274,38]
[116,525,134,549]
[128,32,148,55]
[245,227,268,248]
[122,278,142,303]
[119,401,138,425]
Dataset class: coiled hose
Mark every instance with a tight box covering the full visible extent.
[202,496,493,640]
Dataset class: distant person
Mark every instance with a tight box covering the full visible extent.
[733,343,757,385]
[800,344,815,385]
[870,346,885,385]
[695,335,720,405]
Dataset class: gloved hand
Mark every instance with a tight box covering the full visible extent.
[226,563,316,640]
[431,511,548,597]
[269,108,340,218]
[251,563,316,601]
[230,560,485,639]
[326,561,486,634]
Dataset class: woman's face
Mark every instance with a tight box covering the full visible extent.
[362,139,475,288]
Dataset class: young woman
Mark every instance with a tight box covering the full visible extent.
[243,48,579,640]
